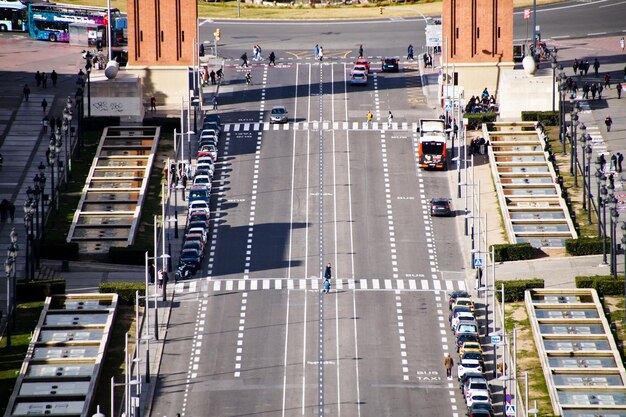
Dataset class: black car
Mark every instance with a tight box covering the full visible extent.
[459,371,485,390]
[467,403,494,417]
[178,249,201,272]
[203,114,221,126]
[431,198,452,216]
[382,57,399,72]
[455,333,479,350]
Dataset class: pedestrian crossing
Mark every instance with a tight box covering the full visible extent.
[173,277,466,294]
[222,121,420,133]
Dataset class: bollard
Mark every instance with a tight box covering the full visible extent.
[379,6,383,14]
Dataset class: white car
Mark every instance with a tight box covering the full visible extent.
[201,128,219,138]
[464,377,490,400]
[189,200,210,214]
[466,390,491,408]
[195,163,214,177]
[192,174,212,191]
[197,156,215,167]
[457,358,482,380]
[188,226,208,243]
[451,312,476,331]
[350,72,367,85]
[199,132,218,142]
[270,106,288,124]
[351,65,368,75]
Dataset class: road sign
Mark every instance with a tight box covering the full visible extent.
[506,393,512,403]
[505,404,516,416]
[523,8,530,20]
[473,258,483,268]
[491,335,501,344]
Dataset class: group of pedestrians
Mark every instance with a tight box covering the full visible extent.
[0,199,16,222]
[23,70,58,104]
[597,150,623,173]
[314,44,325,61]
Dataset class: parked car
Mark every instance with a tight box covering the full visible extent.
[466,403,494,417]
[431,198,452,216]
[351,72,368,85]
[464,377,490,400]
[451,311,477,331]
[457,358,483,380]
[459,371,484,390]
[461,351,485,368]
[182,240,204,255]
[466,390,491,408]
[188,211,210,226]
[203,114,221,126]
[450,305,473,325]
[459,341,483,356]
[189,188,210,205]
[188,226,208,243]
[185,232,207,246]
[195,163,214,177]
[178,249,201,272]
[455,323,479,338]
[189,200,210,214]
[199,138,218,149]
[456,333,479,351]
[201,128,219,138]
[449,291,471,309]
[382,57,399,72]
[192,174,212,191]
[453,297,475,313]
[197,144,217,160]
[355,58,370,73]
[202,121,221,134]
[270,106,288,124]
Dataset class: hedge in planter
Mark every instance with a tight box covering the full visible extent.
[491,243,533,262]
[17,279,66,302]
[575,275,624,296]
[99,282,146,305]
[494,279,544,302]
[464,113,497,130]
[565,237,606,256]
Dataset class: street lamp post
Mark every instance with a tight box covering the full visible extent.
[610,200,619,279]
[621,223,626,323]
[23,199,35,280]
[47,143,56,214]
[5,234,18,347]
[585,144,593,224]
[579,123,587,202]
[601,184,609,265]
[595,162,606,238]
[551,54,557,112]
[570,104,579,186]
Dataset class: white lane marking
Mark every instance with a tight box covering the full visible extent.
[281,289,292,417]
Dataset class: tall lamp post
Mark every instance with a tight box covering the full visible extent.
[609,197,619,279]
[9,229,18,330]
[585,144,593,224]
[47,143,56,214]
[621,223,626,323]
[570,104,579,186]
[551,53,558,112]
[558,75,567,154]
[37,162,47,240]
[5,234,18,347]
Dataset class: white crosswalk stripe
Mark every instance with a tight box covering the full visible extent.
[174,278,467,293]
[221,122,419,132]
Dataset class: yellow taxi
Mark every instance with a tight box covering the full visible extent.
[459,341,482,356]
[453,297,475,313]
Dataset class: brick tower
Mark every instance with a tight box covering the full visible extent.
[441,0,514,98]
[127,0,197,66]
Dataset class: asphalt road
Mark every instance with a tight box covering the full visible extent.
[199,0,626,60]
[152,58,471,416]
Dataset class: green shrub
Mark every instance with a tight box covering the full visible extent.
[99,282,146,305]
[109,247,153,266]
[464,113,497,130]
[39,241,80,261]
[565,237,607,256]
[521,111,559,126]
[495,279,544,302]
[575,275,624,296]
[17,279,66,302]
[491,243,534,262]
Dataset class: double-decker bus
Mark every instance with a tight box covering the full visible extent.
[27,3,120,42]
[0,0,27,32]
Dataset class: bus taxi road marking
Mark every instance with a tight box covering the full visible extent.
[397,196,415,200]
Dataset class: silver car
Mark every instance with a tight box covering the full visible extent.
[270,106,288,123]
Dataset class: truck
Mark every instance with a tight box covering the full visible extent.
[417,118,447,170]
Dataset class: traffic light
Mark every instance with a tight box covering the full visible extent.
[214,28,221,40]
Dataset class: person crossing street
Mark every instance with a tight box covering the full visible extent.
[444,354,454,378]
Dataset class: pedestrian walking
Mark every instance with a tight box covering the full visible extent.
[318,46,324,62]
[148,260,155,283]
[212,96,218,110]
[157,268,164,288]
[23,84,30,101]
[41,72,47,88]
[268,51,276,66]
[210,70,216,85]
[241,52,249,67]
[367,110,373,127]
[324,263,332,280]
[8,202,15,222]
[618,152,624,173]
[598,83,604,99]
[387,111,393,126]
[51,70,58,87]
[605,73,611,89]
[572,59,578,75]
[323,278,331,294]
[600,153,607,171]
[605,115,613,132]
[590,83,597,100]
[584,60,590,75]
[444,354,454,378]
[314,44,319,60]
[41,98,48,113]
[41,116,49,133]
[593,58,600,77]
[407,44,414,61]
[150,96,156,111]
[621,37,625,52]
[582,82,589,99]
[0,199,8,222]
[181,172,188,188]
[358,44,363,58]
[618,82,623,99]
[35,71,42,87]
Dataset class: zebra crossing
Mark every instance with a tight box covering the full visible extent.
[173,277,467,295]
[223,121,420,133]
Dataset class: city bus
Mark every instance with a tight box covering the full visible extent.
[27,3,120,42]
[0,0,27,32]
[417,119,448,170]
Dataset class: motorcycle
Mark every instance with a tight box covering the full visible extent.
[175,263,194,282]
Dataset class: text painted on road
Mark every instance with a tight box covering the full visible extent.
[310,192,333,196]
[397,196,415,200]
[229,199,246,202]
[307,360,336,365]
[416,370,441,381]
[405,273,425,278]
